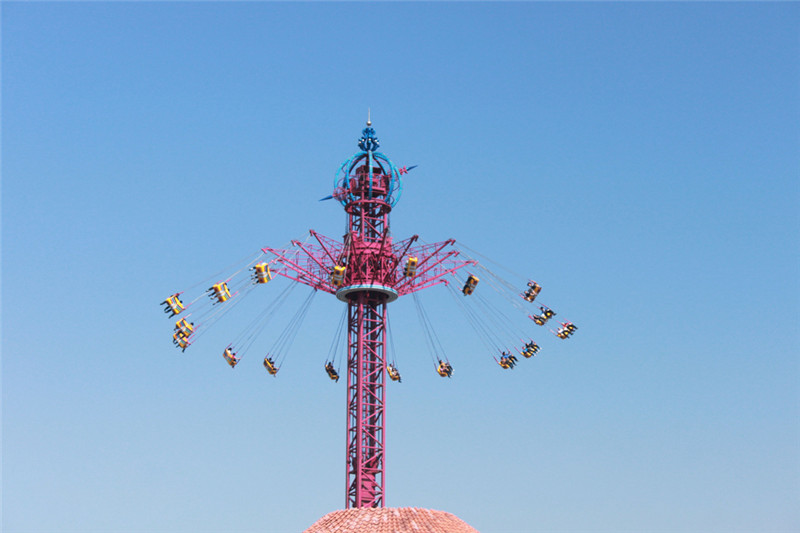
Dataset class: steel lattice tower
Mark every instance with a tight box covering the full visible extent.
[264,120,473,508]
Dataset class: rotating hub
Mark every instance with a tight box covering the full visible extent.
[336,284,399,303]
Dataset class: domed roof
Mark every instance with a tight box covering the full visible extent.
[304,507,479,533]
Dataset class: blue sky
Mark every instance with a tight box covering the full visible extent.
[2,2,798,532]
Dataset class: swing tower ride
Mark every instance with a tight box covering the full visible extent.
[263,120,473,508]
[164,120,577,508]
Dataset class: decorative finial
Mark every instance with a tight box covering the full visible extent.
[358,119,379,152]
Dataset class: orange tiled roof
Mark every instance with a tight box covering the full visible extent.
[303,507,479,533]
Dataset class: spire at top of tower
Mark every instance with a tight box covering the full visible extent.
[367,108,372,127]
[358,122,379,152]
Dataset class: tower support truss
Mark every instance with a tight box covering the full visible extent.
[346,293,387,508]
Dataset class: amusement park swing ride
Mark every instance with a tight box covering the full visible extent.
[161,119,577,509]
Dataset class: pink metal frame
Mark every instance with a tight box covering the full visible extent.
[346,293,386,507]
[262,157,475,509]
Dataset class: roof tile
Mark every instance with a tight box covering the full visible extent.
[304,507,479,533]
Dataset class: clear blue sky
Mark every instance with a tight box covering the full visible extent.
[3,3,798,532]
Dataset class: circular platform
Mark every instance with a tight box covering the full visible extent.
[335,284,399,303]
